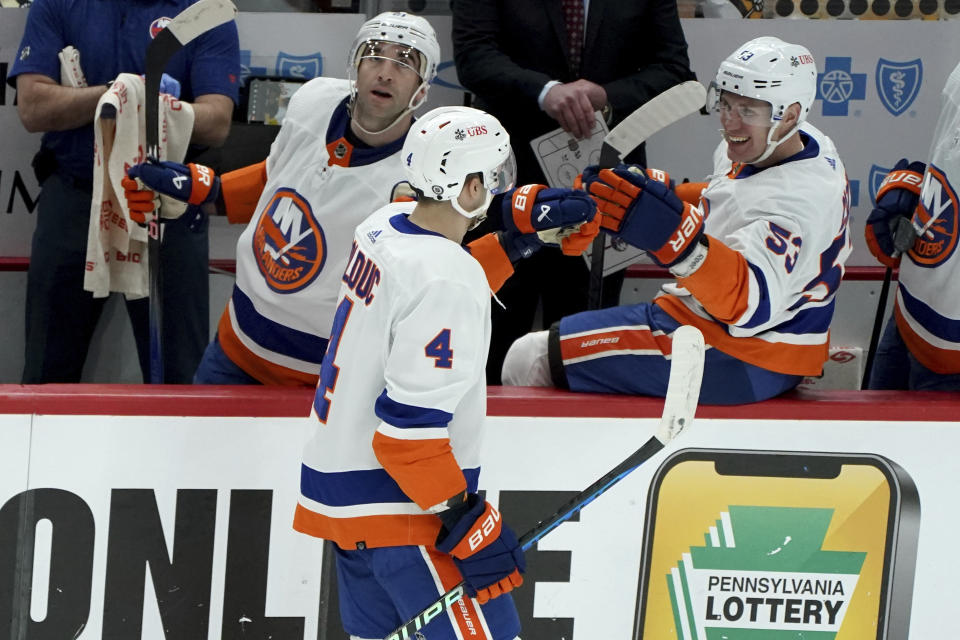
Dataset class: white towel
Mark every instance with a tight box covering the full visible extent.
[84,73,195,299]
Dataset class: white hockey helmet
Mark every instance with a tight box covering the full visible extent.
[402,106,516,221]
[350,12,439,93]
[712,36,817,163]
[714,36,817,123]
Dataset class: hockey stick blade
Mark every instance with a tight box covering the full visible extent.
[589,80,706,309]
[384,326,705,640]
[598,80,707,168]
[145,0,237,156]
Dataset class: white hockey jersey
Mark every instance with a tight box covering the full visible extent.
[656,123,852,375]
[217,77,409,385]
[293,203,492,550]
[895,62,960,373]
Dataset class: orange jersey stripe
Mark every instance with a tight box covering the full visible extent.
[372,431,468,511]
[467,232,514,294]
[655,296,828,375]
[677,236,751,324]
[895,303,960,374]
[220,160,268,224]
[216,307,318,387]
[293,504,441,549]
[674,181,708,206]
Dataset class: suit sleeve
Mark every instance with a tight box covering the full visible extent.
[372,279,486,510]
[600,0,696,120]
[452,0,554,104]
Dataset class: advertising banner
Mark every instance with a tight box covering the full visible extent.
[1,409,957,639]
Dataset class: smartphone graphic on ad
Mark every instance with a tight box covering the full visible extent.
[633,449,920,639]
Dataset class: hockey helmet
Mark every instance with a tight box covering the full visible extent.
[713,36,817,126]
[402,106,516,220]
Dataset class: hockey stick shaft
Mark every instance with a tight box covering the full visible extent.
[143,0,237,383]
[587,81,707,310]
[861,265,892,390]
[385,326,705,640]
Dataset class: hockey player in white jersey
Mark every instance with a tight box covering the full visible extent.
[122,12,597,386]
[294,106,525,640]
[503,36,853,405]
[864,61,960,390]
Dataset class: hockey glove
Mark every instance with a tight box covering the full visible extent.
[865,158,924,268]
[435,494,525,605]
[496,184,597,256]
[124,159,220,224]
[582,163,704,268]
[498,216,600,262]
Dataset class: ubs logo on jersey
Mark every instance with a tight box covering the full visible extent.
[149,17,172,39]
[909,164,958,268]
[253,188,326,292]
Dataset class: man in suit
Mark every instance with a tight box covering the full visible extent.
[452,0,695,384]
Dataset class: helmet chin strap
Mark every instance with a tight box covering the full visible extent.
[748,119,800,165]
[452,190,493,229]
[348,78,429,137]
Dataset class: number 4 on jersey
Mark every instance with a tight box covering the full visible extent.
[425,329,453,368]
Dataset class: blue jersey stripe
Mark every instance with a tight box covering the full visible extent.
[738,262,772,329]
[231,285,329,364]
[300,465,481,507]
[375,391,454,428]
[900,284,960,342]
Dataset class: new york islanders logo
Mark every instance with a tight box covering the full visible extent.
[253,188,326,292]
[149,17,172,39]
[910,164,958,268]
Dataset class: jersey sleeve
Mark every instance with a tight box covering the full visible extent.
[372,278,486,511]
[680,212,807,331]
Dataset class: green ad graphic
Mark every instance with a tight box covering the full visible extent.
[667,506,866,640]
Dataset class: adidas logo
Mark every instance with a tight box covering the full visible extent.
[367,229,382,243]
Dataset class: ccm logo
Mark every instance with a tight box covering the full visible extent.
[468,507,501,551]
[669,204,704,252]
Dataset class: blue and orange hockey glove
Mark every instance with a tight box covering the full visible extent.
[865,158,924,268]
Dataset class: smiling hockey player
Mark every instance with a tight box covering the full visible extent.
[503,37,853,405]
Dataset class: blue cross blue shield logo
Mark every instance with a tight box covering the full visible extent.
[876,58,922,117]
[869,164,891,205]
[277,52,323,80]
[817,57,867,117]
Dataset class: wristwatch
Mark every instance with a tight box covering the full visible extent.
[601,103,613,124]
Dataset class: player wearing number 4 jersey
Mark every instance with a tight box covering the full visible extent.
[124,12,596,387]
[295,107,525,640]
[504,37,853,405]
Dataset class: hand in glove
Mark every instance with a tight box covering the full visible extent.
[435,494,525,605]
[495,184,597,260]
[865,158,924,268]
[123,159,219,225]
[581,163,705,268]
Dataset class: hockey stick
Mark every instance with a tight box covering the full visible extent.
[861,217,915,389]
[588,80,707,309]
[385,325,706,640]
[143,0,237,383]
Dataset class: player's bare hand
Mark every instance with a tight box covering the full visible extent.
[544,80,606,140]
